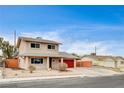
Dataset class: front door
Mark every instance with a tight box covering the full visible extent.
[49,57,52,68]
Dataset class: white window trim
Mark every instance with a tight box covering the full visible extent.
[30,43,41,49]
[31,58,44,64]
[47,44,56,50]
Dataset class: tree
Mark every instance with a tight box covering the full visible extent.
[0,38,3,49]
[0,37,15,59]
[0,37,16,78]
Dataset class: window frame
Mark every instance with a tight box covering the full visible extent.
[31,58,43,64]
[30,43,40,48]
[48,44,56,50]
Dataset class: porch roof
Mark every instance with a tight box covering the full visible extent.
[19,52,78,59]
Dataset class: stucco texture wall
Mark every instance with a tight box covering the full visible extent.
[93,61,115,68]
[51,58,60,70]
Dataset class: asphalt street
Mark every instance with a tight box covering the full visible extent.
[1,74,124,88]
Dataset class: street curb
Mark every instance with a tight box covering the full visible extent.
[0,75,83,84]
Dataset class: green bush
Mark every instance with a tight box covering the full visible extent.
[59,63,68,71]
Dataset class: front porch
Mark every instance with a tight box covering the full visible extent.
[22,56,77,70]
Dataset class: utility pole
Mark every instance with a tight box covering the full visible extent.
[95,46,97,55]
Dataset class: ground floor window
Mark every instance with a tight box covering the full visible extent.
[31,58,43,64]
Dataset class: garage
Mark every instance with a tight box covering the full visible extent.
[64,59,74,68]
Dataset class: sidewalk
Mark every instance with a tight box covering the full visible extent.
[70,67,121,77]
[0,75,83,84]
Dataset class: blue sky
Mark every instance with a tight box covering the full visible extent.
[0,5,124,56]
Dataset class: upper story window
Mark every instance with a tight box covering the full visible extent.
[48,44,55,50]
[31,43,40,48]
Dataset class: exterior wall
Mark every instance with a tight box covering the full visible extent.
[19,41,59,55]
[19,57,47,70]
[19,57,28,70]
[18,39,60,70]
[96,61,115,68]
[29,57,47,70]
[51,58,60,70]
[18,40,27,54]
[116,60,124,71]
[117,61,124,68]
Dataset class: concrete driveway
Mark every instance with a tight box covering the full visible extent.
[70,67,120,77]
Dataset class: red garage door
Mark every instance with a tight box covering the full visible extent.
[64,60,74,68]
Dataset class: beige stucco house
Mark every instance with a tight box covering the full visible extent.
[17,37,78,70]
[81,54,124,71]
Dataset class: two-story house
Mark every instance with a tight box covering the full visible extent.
[17,37,78,70]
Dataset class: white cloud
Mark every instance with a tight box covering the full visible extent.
[61,40,111,55]
[1,24,124,56]
[0,32,14,45]
[20,30,63,42]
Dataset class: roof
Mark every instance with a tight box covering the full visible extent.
[59,52,79,59]
[17,37,62,48]
[19,52,78,59]
[82,55,124,62]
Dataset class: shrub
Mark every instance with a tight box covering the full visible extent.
[28,65,36,73]
[59,63,68,71]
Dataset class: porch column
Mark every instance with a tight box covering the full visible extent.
[47,57,50,70]
[61,58,64,64]
[74,59,77,69]
[25,56,29,70]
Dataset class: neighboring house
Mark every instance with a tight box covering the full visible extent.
[17,37,78,70]
[81,54,124,70]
